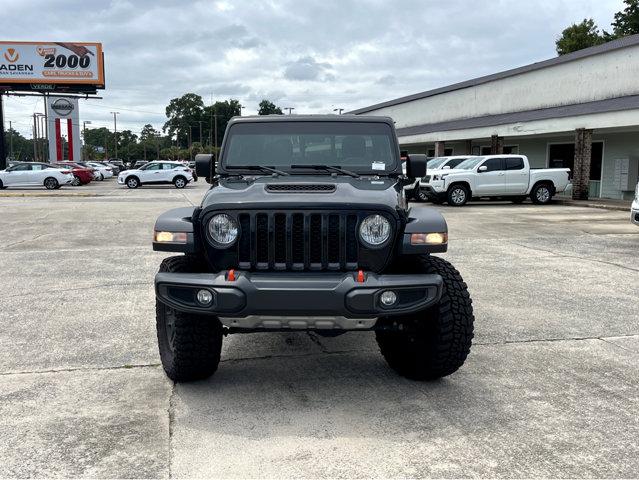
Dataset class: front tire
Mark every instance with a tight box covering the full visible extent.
[126,176,140,189]
[447,184,469,206]
[376,256,474,380]
[416,187,430,202]
[71,175,81,186]
[156,255,223,382]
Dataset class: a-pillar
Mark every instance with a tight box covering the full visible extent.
[573,128,592,200]
[490,135,503,154]
[434,141,445,157]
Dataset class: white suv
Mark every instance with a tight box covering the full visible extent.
[118,161,194,189]
[632,182,639,226]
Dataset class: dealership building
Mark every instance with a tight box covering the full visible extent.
[350,34,639,200]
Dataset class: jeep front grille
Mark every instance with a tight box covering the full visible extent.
[237,211,360,271]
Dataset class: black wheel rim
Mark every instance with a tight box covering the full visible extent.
[418,190,428,201]
[45,179,56,189]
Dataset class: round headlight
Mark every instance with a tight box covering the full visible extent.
[359,214,391,246]
[208,214,238,246]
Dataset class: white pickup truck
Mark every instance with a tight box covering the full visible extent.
[420,154,571,206]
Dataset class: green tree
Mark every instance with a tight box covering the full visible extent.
[610,0,639,37]
[258,99,283,115]
[202,99,242,148]
[4,127,34,161]
[556,19,604,55]
[163,93,205,147]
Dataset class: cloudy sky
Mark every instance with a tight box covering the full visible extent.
[1,0,622,137]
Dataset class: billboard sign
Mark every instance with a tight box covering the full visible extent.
[0,41,104,91]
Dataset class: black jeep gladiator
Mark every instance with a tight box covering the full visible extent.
[153,115,474,382]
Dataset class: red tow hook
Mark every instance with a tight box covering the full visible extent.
[227,269,236,281]
[357,270,365,283]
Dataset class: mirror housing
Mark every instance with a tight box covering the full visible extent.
[195,154,215,183]
[406,153,428,178]
[442,165,451,170]
[478,165,488,172]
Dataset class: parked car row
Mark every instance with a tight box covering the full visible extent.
[411,154,571,206]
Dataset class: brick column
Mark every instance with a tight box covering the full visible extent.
[490,135,503,154]
[572,128,592,200]
[434,141,445,157]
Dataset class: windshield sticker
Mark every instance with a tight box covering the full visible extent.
[372,161,386,171]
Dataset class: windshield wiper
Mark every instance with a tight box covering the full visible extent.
[227,165,289,176]
[290,164,360,178]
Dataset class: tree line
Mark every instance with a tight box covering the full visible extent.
[3,97,284,162]
[556,0,638,55]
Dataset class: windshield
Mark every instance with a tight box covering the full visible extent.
[427,158,448,169]
[456,157,486,170]
[223,121,398,174]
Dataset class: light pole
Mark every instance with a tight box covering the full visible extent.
[284,107,295,115]
[36,114,45,162]
[333,108,344,115]
[155,133,161,159]
[239,104,245,116]
[83,121,92,160]
[8,120,13,160]
[110,111,120,159]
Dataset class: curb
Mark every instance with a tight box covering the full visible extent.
[0,192,99,198]
[555,200,630,212]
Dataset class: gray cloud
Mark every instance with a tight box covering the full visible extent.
[0,0,621,136]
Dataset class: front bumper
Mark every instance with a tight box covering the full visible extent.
[631,201,639,226]
[155,271,443,326]
[417,184,447,201]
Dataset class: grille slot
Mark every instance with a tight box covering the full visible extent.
[266,184,336,193]
[237,211,361,271]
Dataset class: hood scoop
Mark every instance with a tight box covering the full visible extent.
[266,184,336,193]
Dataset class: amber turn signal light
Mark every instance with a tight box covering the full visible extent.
[410,232,448,245]
[154,231,188,243]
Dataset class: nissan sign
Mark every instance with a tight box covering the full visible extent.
[51,98,74,116]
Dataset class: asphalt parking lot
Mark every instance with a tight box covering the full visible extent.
[1,179,638,478]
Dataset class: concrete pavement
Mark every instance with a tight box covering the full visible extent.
[0,179,637,477]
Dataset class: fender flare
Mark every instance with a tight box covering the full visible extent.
[400,207,448,254]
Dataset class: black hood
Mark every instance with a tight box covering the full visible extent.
[200,175,405,212]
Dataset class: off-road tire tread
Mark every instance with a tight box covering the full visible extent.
[376,255,474,380]
[156,255,223,382]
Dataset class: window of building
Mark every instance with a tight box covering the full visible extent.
[480,145,518,155]
[426,148,453,156]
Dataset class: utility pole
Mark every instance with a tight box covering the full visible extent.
[8,120,13,160]
[198,121,203,147]
[36,114,45,162]
[32,114,38,161]
[333,108,344,115]
[104,132,108,160]
[284,107,295,115]
[155,133,160,159]
[83,121,92,160]
[110,111,120,159]
[43,94,49,162]
[188,126,192,161]
[0,92,6,170]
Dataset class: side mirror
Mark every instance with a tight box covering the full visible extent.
[195,154,215,183]
[442,165,451,170]
[478,165,488,172]
[406,153,428,178]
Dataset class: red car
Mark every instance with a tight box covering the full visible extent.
[57,162,94,186]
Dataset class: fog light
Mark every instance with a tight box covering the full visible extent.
[196,289,213,305]
[380,290,397,306]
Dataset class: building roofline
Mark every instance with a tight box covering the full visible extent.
[348,34,639,115]
[395,95,639,138]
